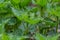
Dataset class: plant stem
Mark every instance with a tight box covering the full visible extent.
[40,7,44,17]
[56,17,59,33]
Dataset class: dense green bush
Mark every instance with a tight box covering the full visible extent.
[0,0,60,40]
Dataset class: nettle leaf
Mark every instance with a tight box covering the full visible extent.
[26,17,43,24]
[49,7,60,17]
[11,1,20,10]
[35,33,46,40]
[30,7,38,13]
[20,12,29,21]
[35,33,60,40]
[12,7,44,24]
[0,1,11,13]
[11,7,28,23]
[0,18,10,34]
[47,34,60,40]
[19,36,29,40]
[20,0,31,7]
[0,2,7,8]
[7,17,17,25]
[2,34,10,40]
[12,0,20,4]
[44,18,56,27]
[10,35,18,40]
[34,0,47,7]
[11,7,20,19]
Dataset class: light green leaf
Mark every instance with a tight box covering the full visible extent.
[35,33,46,40]
[47,34,60,40]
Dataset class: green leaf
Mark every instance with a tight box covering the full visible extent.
[12,0,20,4]
[35,0,47,7]
[49,7,60,17]
[19,36,29,40]
[47,34,60,40]
[2,34,10,40]
[35,33,46,40]
[0,0,4,3]
[20,0,30,7]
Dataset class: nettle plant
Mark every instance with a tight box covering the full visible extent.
[0,0,60,40]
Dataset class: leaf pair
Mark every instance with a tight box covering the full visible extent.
[11,7,43,24]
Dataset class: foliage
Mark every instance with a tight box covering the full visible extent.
[0,0,60,40]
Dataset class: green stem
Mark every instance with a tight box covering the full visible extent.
[40,7,44,17]
[56,17,59,33]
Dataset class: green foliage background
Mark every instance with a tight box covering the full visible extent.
[0,0,60,40]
